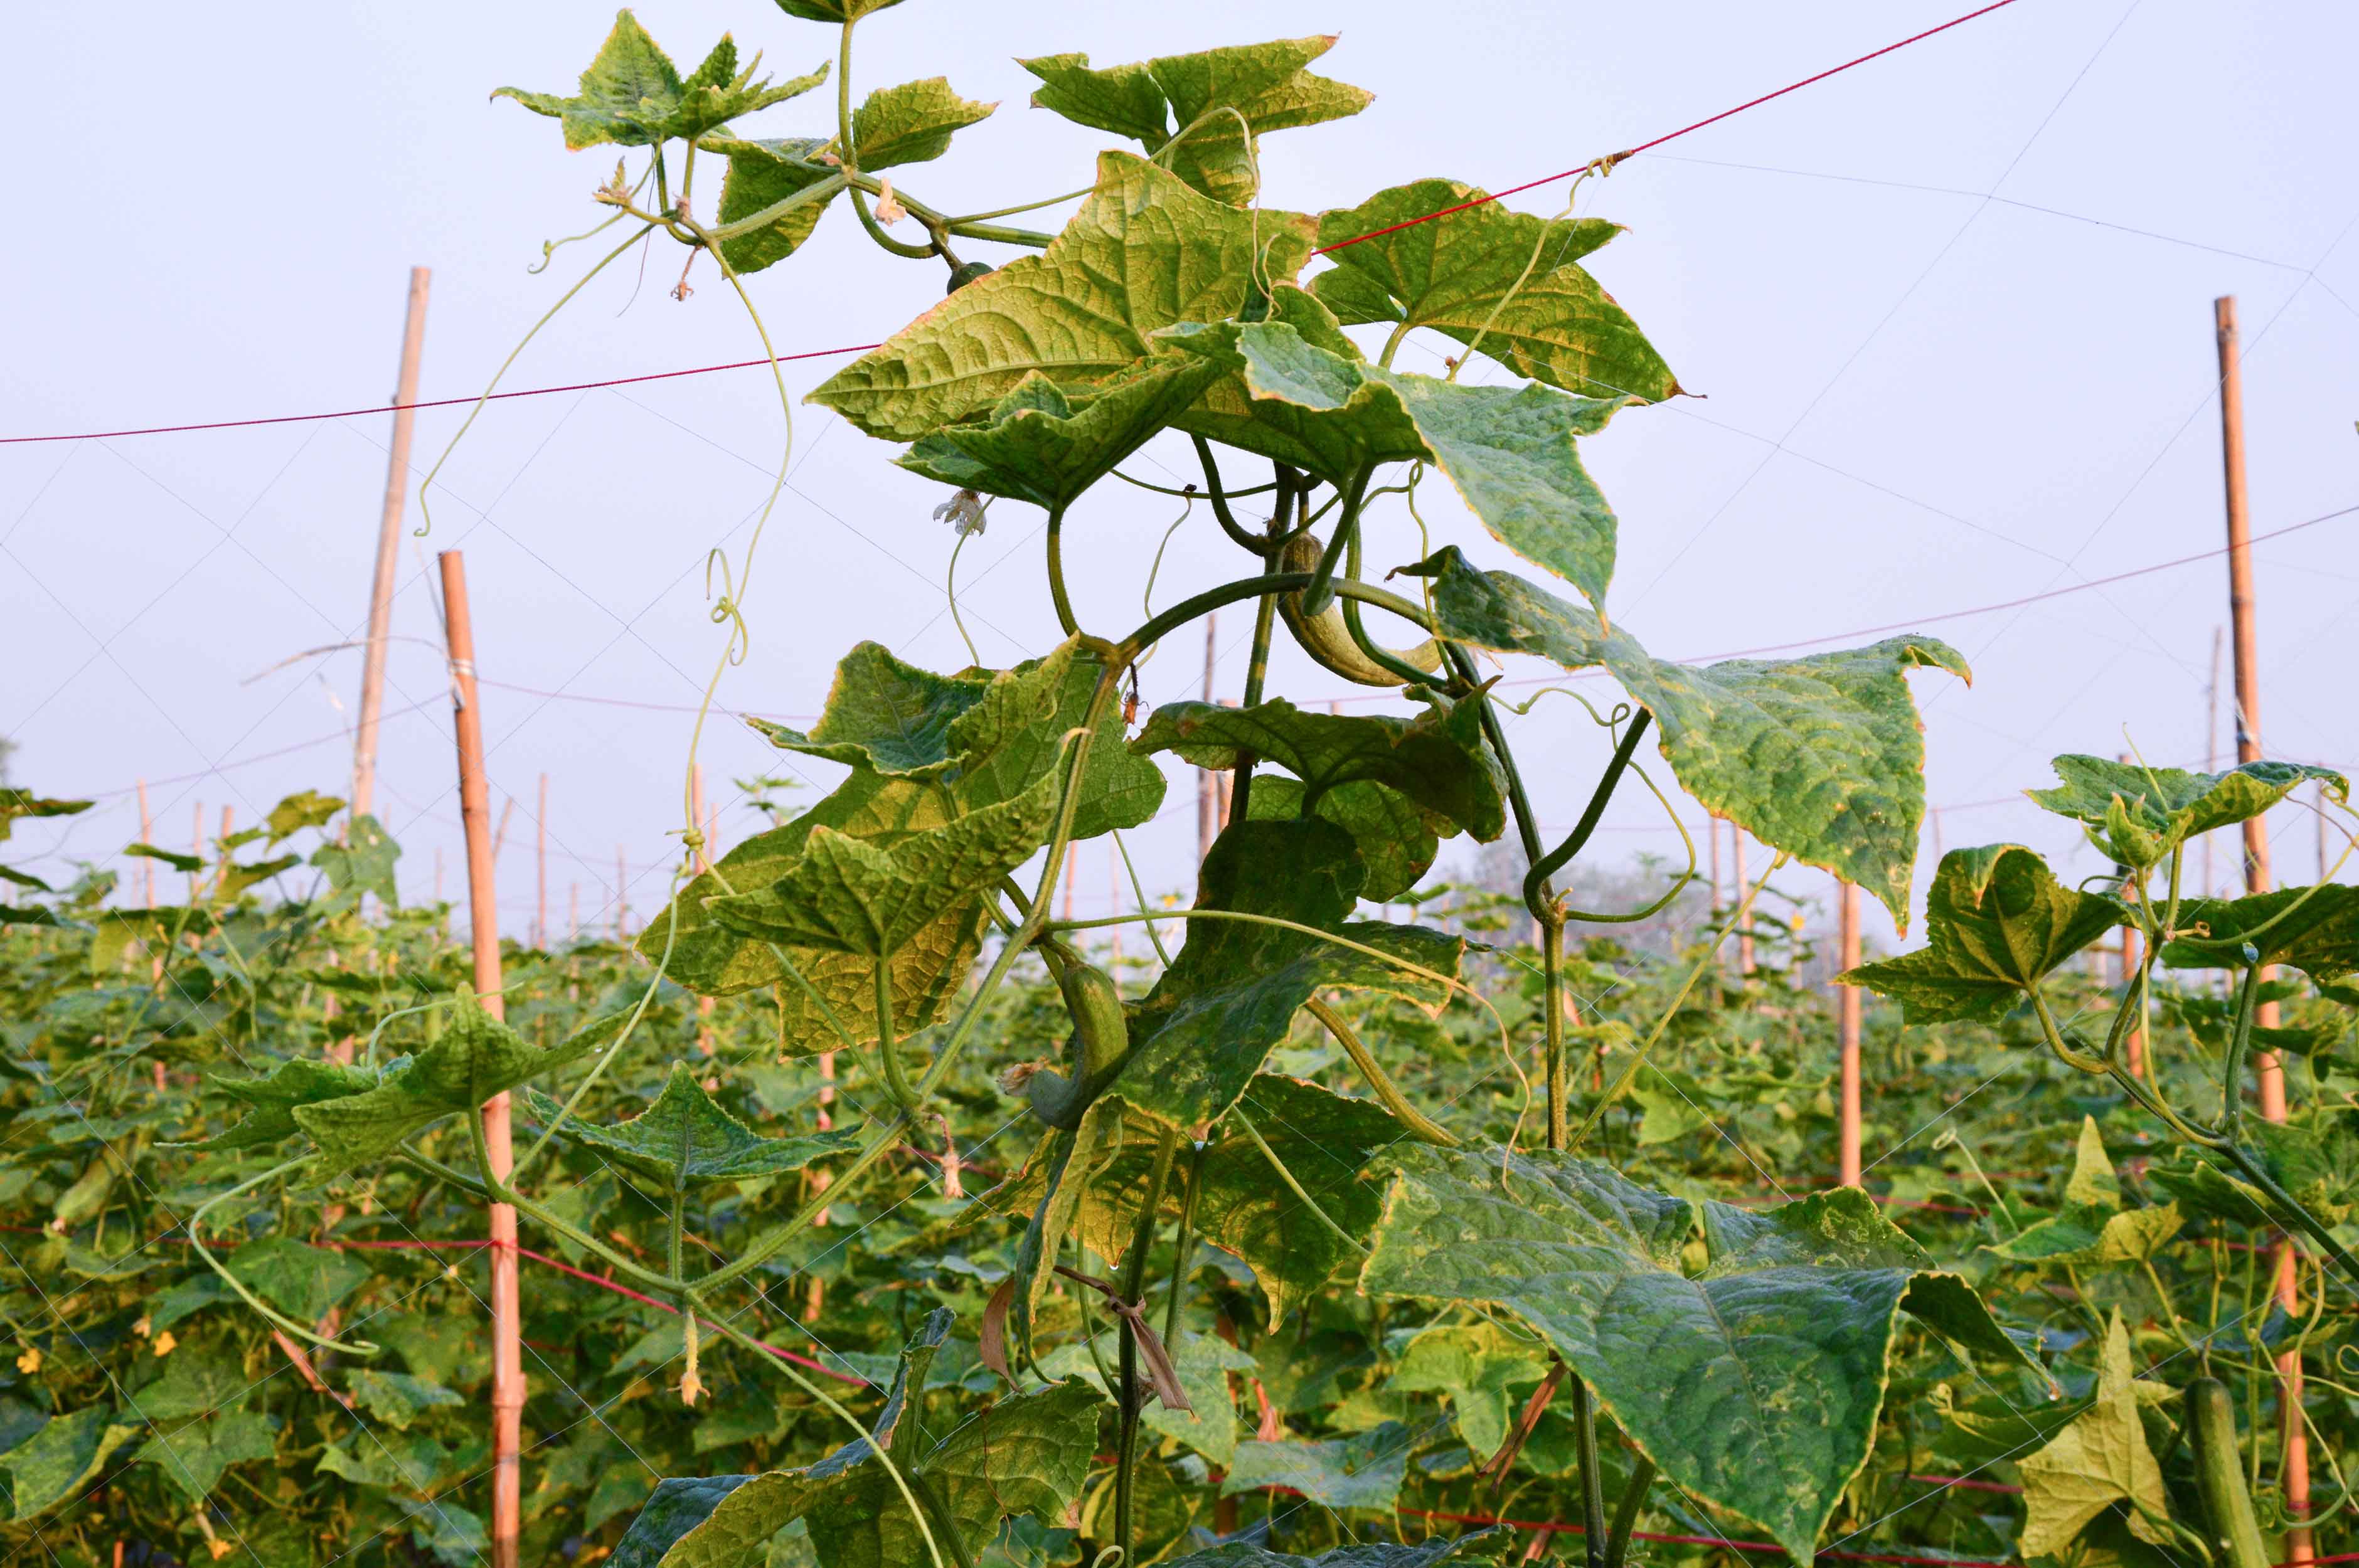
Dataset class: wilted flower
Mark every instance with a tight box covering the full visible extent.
[933,488,987,536]
[874,176,907,225]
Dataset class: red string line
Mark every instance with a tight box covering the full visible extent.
[0,1,2026,447]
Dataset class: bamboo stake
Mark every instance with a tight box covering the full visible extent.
[1838,880,1861,1187]
[2216,294,2307,1562]
[352,267,431,822]
[437,550,525,1568]
[1735,825,1756,975]
[136,780,154,909]
[213,807,233,898]
[568,882,578,944]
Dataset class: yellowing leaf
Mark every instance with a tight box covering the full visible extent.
[2018,1314,2171,1559]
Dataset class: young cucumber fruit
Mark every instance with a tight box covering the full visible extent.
[1025,948,1129,1130]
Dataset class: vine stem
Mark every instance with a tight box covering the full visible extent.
[415,222,654,541]
[1113,1128,1180,1564]
[1306,997,1458,1146]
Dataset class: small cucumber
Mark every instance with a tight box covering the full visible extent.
[1274,527,1440,686]
[2185,1376,2269,1568]
[946,260,994,294]
[1025,950,1129,1129]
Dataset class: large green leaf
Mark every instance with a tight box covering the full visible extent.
[809,151,1314,441]
[1167,316,1627,607]
[1358,1147,2033,1564]
[520,1065,858,1186]
[756,640,1164,838]
[1313,178,1681,401]
[1844,846,2127,1024]
[2028,754,2346,869]
[0,1407,138,1523]
[1403,547,1966,919]
[841,77,994,169]
[2016,1313,2170,1560]
[496,16,827,150]
[898,353,1230,511]
[137,1409,276,1503]
[1245,775,1438,903]
[2159,884,2359,982]
[634,1311,1101,1568]
[289,994,613,1179]
[636,769,988,1037]
[1222,1423,1408,1511]
[1021,38,1371,207]
[264,789,344,843]
[703,134,838,273]
[200,1058,376,1152]
[1102,818,1461,1126]
[706,760,1061,957]
[1039,1329,1258,1465]
[0,789,92,842]
[311,813,400,908]
[1133,694,1505,842]
[1986,1118,2183,1265]
[227,1237,370,1322]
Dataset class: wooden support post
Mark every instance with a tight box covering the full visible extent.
[1707,810,1723,912]
[132,780,155,910]
[437,550,525,1568]
[352,267,431,822]
[1838,880,1862,1187]
[2205,627,2223,901]
[567,882,578,945]
[1735,825,1756,976]
[615,845,628,940]
[213,807,233,898]
[2217,294,2308,1562]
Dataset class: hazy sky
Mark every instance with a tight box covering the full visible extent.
[6,0,2355,948]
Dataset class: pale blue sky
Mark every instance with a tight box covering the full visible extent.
[6,0,2355,945]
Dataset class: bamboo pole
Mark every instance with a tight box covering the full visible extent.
[136,781,155,909]
[2216,295,2307,1562]
[352,267,431,822]
[437,550,525,1568]
[213,807,233,898]
[1735,825,1756,975]
[1838,880,1861,1187]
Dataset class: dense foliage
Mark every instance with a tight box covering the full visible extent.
[2,6,2353,1568]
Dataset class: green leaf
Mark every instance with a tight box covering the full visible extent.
[494,13,828,150]
[1985,1202,2182,1266]
[1403,546,1967,919]
[2148,1118,2358,1229]
[1844,846,2127,1024]
[220,852,302,898]
[898,353,1231,512]
[1245,775,1437,903]
[265,789,345,843]
[706,758,1061,957]
[0,904,58,928]
[311,813,400,907]
[1221,1423,1408,1511]
[1312,178,1680,400]
[0,789,92,843]
[1159,1539,1497,1568]
[519,1064,860,1186]
[346,1370,464,1431]
[1021,38,1372,208]
[0,864,52,890]
[228,1237,370,1322]
[1132,694,1506,842]
[772,0,905,21]
[612,1476,753,1568]
[138,1348,250,1421]
[1385,1324,1550,1458]
[124,842,203,874]
[2066,1115,2123,1207]
[703,135,839,273]
[1103,818,1461,1126]
[642,1311,1102,1568]
[638,768,988,1040]
[809,151,1315,441]
[1040,1329,1258,1465]
[843,77,995,169]
[2016,1313,2170,1560]
[291,993,612,1179]
[1359,1147,2033,1564]
[2028,754,2346,869]
[2160,884,2359,982]
[199,1057,376,1152]
[0,1407,139,1523]
[136,1409,276,1502]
